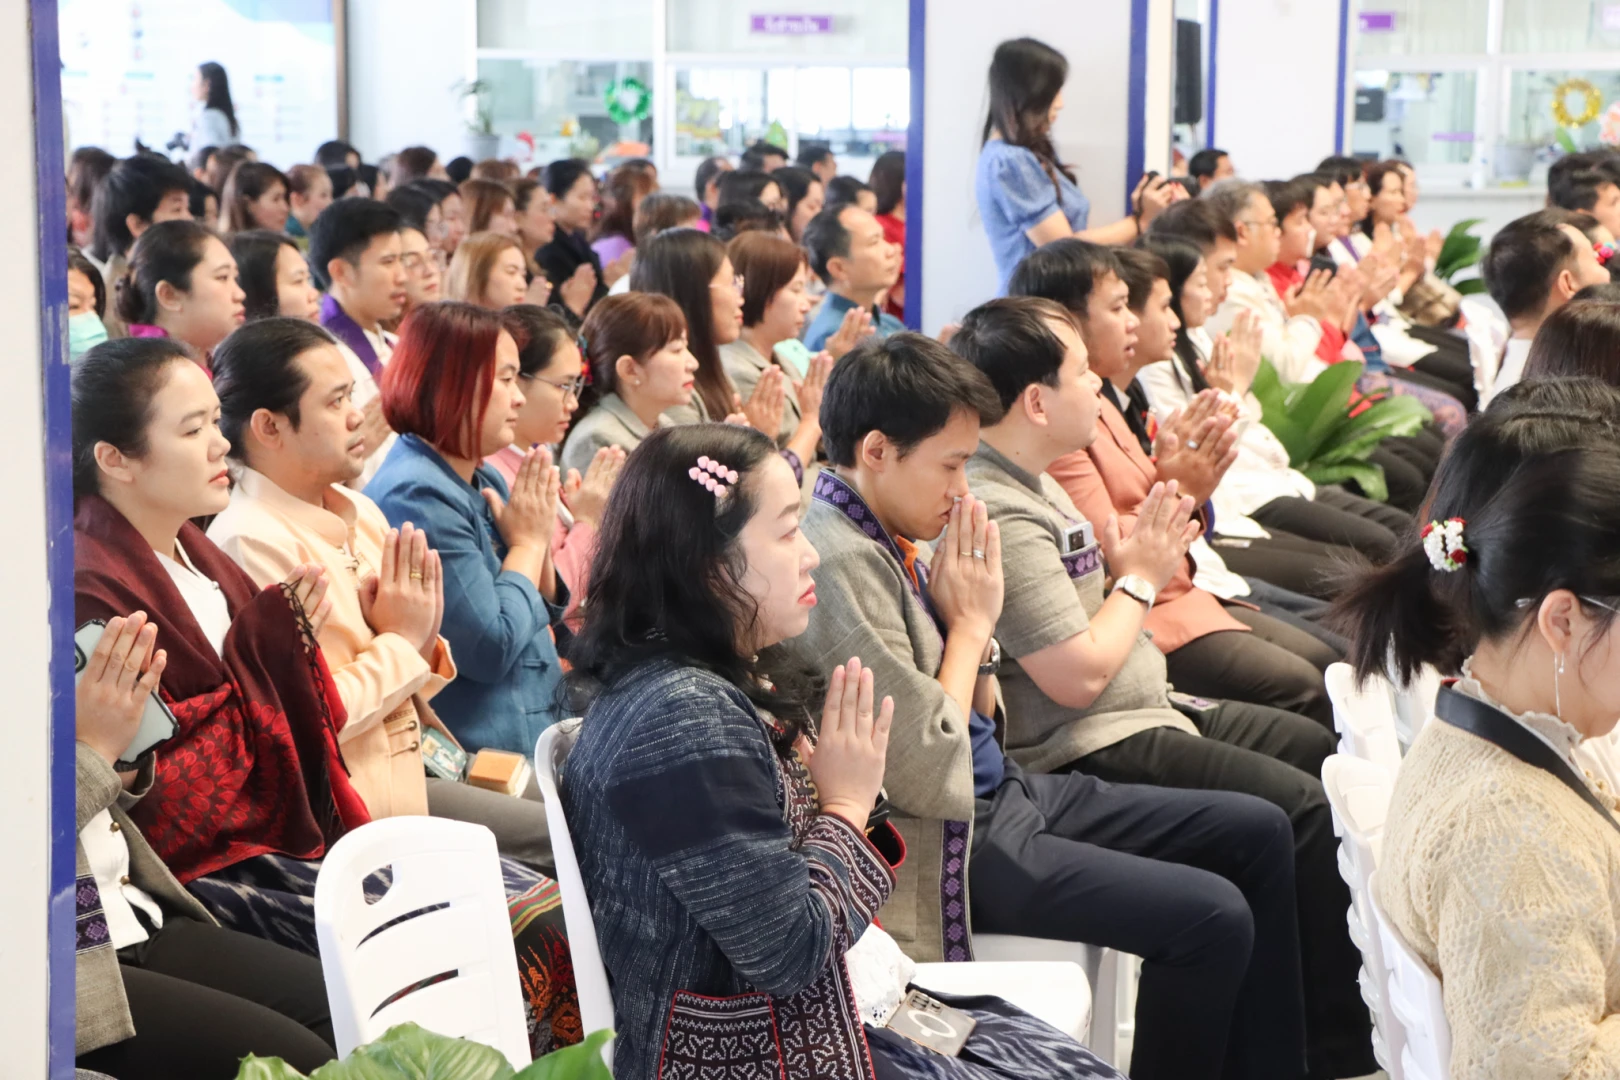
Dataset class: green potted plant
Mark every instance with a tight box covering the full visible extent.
[454,78,500,162]
[1434,217,1487,295]
[1248,360,1432,503]
[234,1023,613,1080]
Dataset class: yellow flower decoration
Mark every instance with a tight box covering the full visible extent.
[1553,78,1603,128]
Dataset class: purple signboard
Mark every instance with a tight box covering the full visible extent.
[1359,11,1397,32]
[751,13,834,34]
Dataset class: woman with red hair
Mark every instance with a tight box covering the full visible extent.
[364,301,569,758]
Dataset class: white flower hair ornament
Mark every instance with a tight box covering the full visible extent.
[688,454,739,507]
[1421,516,1469,572]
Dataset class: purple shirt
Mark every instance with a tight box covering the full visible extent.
[591,234,633,268]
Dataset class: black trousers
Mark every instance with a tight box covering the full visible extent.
[1163,605,1337,728]
[1244,577,1350,655]
[1211,530,1359,600]
[969,762,1305,1080]
[1403,327,1478,412]
[1366,423,1444,512]
[1253,485,1411,561]
[1074,706,1375,1079]
[76,917,337,1079]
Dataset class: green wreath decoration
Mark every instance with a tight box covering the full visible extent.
[605,77,652,125]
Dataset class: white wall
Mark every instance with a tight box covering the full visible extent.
[0,2,54,1075]
[918,0,1149,334]
[346,0,477,164]
[1211,0,1342,180]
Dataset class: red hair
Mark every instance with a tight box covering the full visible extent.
[380,301,504,459]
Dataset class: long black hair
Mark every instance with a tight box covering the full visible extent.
[1331,378,1620,684]
[566,423,817,744]
[1138,233,1213,393]
[629,228,733,420]
[229,229,300,321]
[981,37,1075,188]
[198,62,240,139]
[71,337,196,496]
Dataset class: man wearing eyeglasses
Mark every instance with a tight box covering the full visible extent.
[801,203,904,353]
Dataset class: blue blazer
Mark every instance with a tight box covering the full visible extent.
[365,433,566,755]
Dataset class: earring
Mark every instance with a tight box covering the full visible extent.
[1555,651,1566,719]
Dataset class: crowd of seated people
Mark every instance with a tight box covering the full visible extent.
[62,34,1620,1079]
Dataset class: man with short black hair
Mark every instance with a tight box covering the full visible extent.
[309,198,409,478]
[1548,151,1620,236]
[1187,148,1234,192]
[801,203,903,351]
[315,139,362,171]
[740,140,788,172]
[88,154,194,337]
[788,330,1312,1079]
[955,296,1372,1079]
[1484,207,1612,404]
[796,142,837,185]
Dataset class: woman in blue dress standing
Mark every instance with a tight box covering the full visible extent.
[976,37,1177,294]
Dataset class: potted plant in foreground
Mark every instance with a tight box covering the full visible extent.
[235,1023,613,1080]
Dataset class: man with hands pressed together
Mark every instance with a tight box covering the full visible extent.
[955,296,1373,1080]
[207,317,550,867]
[786,332,1312,1080]
[1013,238,1338,726]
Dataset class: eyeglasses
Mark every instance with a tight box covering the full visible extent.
[1239,216,1280,232]
[710,275,746,294]
[1517,595,1620,615]
[523,372,586,399]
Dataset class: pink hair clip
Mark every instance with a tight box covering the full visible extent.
[688,454,739,506]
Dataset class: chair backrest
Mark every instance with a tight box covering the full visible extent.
[1459,292,1508,404]
[1326,662,1403,774]
[1321,754,1401,1077]
[1369,870,1452,1080]
[1390,663,1442,750]
[314,817,531,1065]
[535,720,616,1066]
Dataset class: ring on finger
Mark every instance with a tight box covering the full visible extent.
[409,570,424,580]
[972,549,985,559]
[1186,440,1200,450]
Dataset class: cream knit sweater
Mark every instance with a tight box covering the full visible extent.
[1378,679,1620,1079]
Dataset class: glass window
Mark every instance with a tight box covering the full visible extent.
[1353,0,1489,57]
[479,0,655,57]
[1350,70,1478,165]
[1501,0,1620,52]
[672,65,909,162]
[666,0,905,57]
[478,59,655,167]
[1505,69,1620,150]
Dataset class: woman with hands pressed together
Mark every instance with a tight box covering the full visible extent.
[490,304,625,624]
[562,422,1122,1080]
[366,301,570,756]
[72,336,374,955]
[73,613,340,1079]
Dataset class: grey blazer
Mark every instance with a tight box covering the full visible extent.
[75,745,214,1056]
[560,393,665,475]
[720,338,802,443]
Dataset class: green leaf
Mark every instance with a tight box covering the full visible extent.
[236,1058,310,1080]
[1557,127,1581,154]
[1454,276,1488,295]
[1304,461,1388,502]
[1293,362,1363,456]
[1436,218,1485,283]
[513,1031,615,1080]
[1249,360,1314,464]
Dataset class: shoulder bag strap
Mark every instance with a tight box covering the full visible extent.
[1435,684,1620,837]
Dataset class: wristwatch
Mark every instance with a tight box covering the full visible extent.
[978,636,1002,677]
[1111,574,1158,612]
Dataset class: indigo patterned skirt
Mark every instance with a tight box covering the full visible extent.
[188,852,582,1058]
[866,991,1126,1080]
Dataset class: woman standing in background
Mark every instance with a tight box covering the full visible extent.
[190,62,239,151]
[869,150,907,320]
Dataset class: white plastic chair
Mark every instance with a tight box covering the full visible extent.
[535,720,616,1070]
[974,935,1129,1065]
[1390,664,1442,750]
[1460,292,1509,405]
[1369,871,1452,1080]
[1326,662,1403,774]
[913,960,1092,1041]
[1321,754,1400,1076]
[314,817,531,1065]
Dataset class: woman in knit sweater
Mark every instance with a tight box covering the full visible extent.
[1335,377,1620,1080]
[561,422,1121,1079]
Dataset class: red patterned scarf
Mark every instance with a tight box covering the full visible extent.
[73,494,369,882]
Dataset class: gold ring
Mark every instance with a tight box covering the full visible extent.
[409,571,424,580]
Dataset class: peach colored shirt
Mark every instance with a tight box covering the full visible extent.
[207,467,456,817]
[1046,398,1248,655]
[484,444,597,626]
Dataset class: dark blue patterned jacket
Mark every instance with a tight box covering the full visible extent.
[561,659,898,1079]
